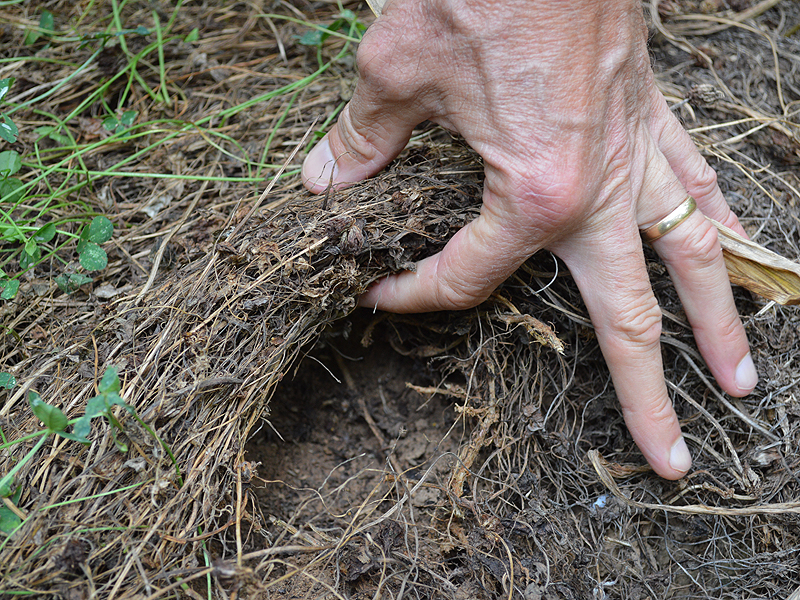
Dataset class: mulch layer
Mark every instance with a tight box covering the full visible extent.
[1,1,800,598]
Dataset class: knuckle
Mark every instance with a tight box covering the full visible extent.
[650,394,677,424]
[609,291,663,351]
[716,309,743,340]
[434,279,488,311]
[624,390,675,429]
[431,255,492,311]
[356,28,419,102]
[688,160,720,200]
[336,105,379,162]
[716,210,742,232]
[356,23,393,72]
[695,298,742,342]
[671,220,721,267]
[500,160,588,227]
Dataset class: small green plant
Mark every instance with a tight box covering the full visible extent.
[0,213,113,299]
[23,9,55,46]
[73,365,132,451]
[33,124,71,146]
[0,389,91,534]
[102,109,137,135]
[0,74,117,300]
[0,78,18,144]
[0,487,22,534]
[0,373,15,390]
[53,272,93,295]
[76,215,114,271]
[0,366,182,534]
[15,222,56,272]
[0,270,17,299]
[0,149,22,203]
[296,8,366,47]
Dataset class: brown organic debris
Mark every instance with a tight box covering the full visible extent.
[712,218,800,305]
[1,2,800,600]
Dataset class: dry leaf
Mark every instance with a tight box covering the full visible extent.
[365,0,386,16]
[77,117,110,140]
[710,218,800,305]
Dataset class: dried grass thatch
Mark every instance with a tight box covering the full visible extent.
[0,140,486,596]
[2,1,800,599]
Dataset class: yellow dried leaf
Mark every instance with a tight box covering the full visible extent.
[365,0,386,16]
[711,218,800,305]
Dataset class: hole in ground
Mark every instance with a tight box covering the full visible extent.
[245,314,465,564]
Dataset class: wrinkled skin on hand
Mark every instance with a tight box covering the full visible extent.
[302,0,757,479]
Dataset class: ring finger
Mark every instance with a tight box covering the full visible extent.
[638,155,756,398]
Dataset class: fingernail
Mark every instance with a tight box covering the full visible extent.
[669,437,692,473]
[734,353,758,393]
[302,136,337,193]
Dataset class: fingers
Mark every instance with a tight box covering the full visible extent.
[651,94,747,236]
[646,210,757,398]
[302,100,420,193]
[556,222,690,479]
[635,144,755,398]
[360,196,535,312]
[557,143,754,479]
[302,16,433,194]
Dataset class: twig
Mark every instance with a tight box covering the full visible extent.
[590,449,800,515]
[679,350,778,442]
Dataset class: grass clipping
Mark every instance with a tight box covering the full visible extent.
[3,141,800,598]
[0,145,494,595]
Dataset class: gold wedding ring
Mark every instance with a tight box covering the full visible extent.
[640,195,697,243]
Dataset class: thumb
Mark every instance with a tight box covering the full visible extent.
[302,91,423,194]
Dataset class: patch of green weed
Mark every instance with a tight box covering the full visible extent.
[0,373,15,389]
[0,78,17,144]
[1,2,363,301]
[0,366,182,535]
[23,9,54,46]
[0,70,118,299]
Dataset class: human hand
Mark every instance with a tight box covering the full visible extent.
[301,0,757,479]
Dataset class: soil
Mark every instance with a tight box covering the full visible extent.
[1,1,800,599]
[248,319,467,598]
[251,320,463,525]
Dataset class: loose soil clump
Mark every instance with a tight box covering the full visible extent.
[1,1,800,598]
